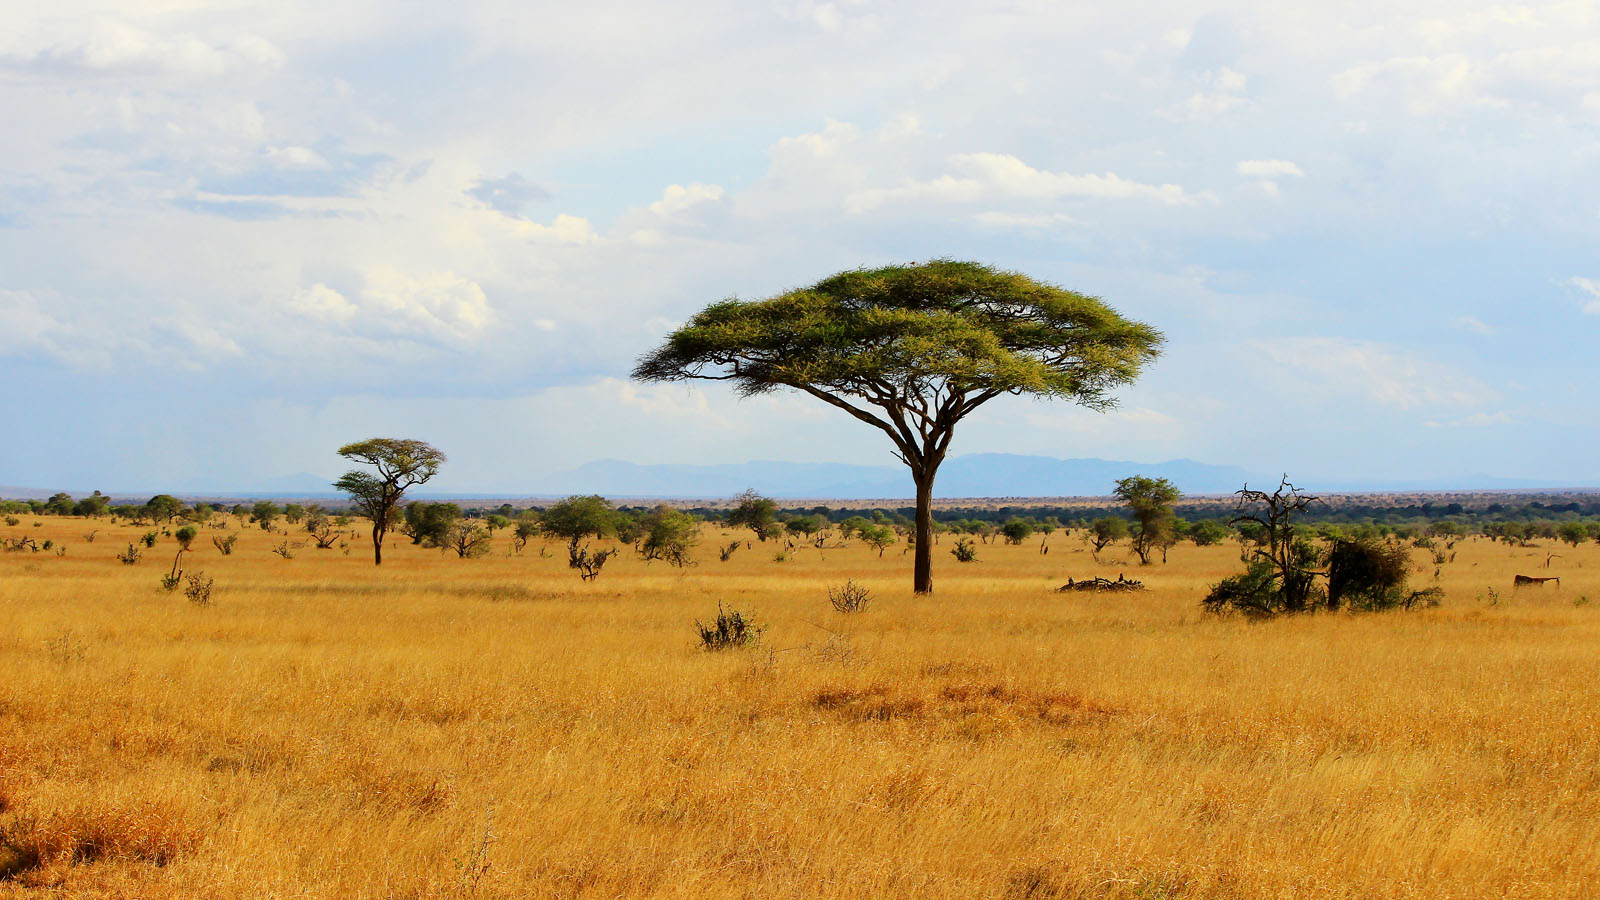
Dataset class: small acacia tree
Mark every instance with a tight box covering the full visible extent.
[1113,476,1181,565]
[333,438,446,565]
[726,489,780,542]
[638,505,700,567]
[1089,517,1129,553]
[1000,518,1035,545]
[540,495,619,578]
[634,260,1161,593]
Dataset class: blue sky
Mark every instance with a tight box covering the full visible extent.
[2,1,1599,493]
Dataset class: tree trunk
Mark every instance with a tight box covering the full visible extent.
[372,523,384,566]
[913,469,935,594]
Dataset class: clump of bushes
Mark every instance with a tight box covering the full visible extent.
[951,539,978,562]
[1327,539,1441,611]
[1204,477,1438,618]
[1204,536,1438,617]
[696,604,761,651]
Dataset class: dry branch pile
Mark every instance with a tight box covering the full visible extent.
[1056,574,1145,593]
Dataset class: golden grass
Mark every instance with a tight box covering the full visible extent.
[2,517,1598,898]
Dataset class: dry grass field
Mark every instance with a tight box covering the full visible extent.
[2,515,1598,899]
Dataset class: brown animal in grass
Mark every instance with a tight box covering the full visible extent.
[1513,574,1560,587]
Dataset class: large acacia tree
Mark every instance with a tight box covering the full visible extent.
[633,260,1162,593]
[333,438,446,565]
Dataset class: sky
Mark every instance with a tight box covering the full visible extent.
[2,0,1599,494]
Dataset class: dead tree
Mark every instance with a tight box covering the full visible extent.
[1230,475,1323,613]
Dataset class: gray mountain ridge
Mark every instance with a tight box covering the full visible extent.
[5,454,1593,502]
[543,454,1259,498]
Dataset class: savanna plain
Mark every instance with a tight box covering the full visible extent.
[2,516,1598,899]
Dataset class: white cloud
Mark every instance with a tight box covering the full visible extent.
[1452,315,1494,335]
[1236,159,1304,178]
[1166,67,1250,120]
[974,211,1076,229]
[648,183,724,216]
[266,146,329,170]
[847,152,1196,212]
[0,290,59,354]
[0,19,285,77]
[1569,277,1600,314]
[359,269,495,339]
[1258,337,1492,411]
[288,283,358,322]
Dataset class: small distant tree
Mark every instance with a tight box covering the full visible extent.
[861,524,896,557]
[785,515,823,540]
[309,520,341,549]
[540,495,619,571]
[1113,476,1181,565]
[282,504,306,524]
[512,513,541,553]
[1558,522,1589,548]
[1089,517,1129,553]
[174,525,198,551]
[999,518,1035,545]
[73,492,110,518]
[1188,520,1230,546]
[146,494,183,523]
[333,438,447,566]
[839,516,870,539]
[442,521,493,558]
[403,502,461,547]
[485,514,511,534]
[638,505,700,567]
[251,501,281,530]
[727,489,780,541]
[613,511,645,545]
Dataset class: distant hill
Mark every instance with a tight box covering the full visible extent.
[5,458,1592,503]
[540,454,1257,499]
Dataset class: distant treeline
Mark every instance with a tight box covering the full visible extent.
[8,491,1600,543]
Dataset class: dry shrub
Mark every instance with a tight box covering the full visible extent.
[827,580,872,613]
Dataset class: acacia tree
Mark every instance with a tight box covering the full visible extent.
[634,260,1161,593]
[726,489,780,541]
[1113,476,1181,565]
[333,438,446,565]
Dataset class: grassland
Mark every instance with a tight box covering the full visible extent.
[2,516,1598,899]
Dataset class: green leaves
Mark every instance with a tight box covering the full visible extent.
[336,438,446,484]
[633,260,1161,409]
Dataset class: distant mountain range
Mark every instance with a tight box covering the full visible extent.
[540,454,1256,498]
[3,454,1594,502]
